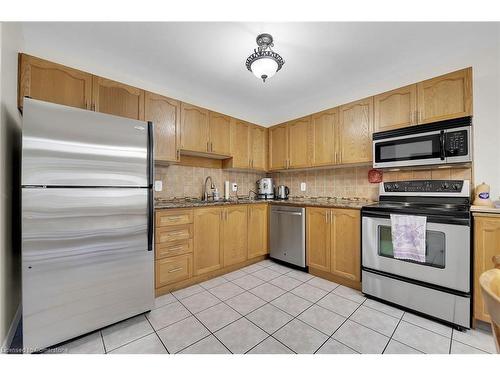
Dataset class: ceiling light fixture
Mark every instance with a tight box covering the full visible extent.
[245,33,285,83]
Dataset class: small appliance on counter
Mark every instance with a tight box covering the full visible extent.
[257,178,274,200]
[276,185,290,200]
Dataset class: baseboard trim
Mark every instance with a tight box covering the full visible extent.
[2,304,21,351]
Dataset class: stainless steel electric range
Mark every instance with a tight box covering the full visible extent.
[361,179,472,329]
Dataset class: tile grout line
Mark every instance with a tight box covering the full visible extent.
[100,330,107,354]
[449,326,454,354]
[144,313,170,354]
[171,289,234,354]
[313,298,365,354]
[380,313,404,354]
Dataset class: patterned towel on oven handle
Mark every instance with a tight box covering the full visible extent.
[390,214,427,263]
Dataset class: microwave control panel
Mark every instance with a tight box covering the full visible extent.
[445,130,468,156]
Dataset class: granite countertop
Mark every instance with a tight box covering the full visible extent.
[155,197,372,210]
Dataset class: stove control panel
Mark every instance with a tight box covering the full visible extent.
[383,180,464,193]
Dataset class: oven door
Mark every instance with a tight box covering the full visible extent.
[373,130,444,168]
[362,213,470,293]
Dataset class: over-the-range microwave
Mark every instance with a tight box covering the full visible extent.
[372,116,472,169]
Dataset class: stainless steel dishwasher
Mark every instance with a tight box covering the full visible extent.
[270,205,306,268]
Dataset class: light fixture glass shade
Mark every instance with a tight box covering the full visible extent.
[250,58,278,82]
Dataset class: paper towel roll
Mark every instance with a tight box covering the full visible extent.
[224,181,230,200]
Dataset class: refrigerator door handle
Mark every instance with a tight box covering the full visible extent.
[147,121,154,186]
[148,188,154,252]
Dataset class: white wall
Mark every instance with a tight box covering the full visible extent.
[0,22,23,347]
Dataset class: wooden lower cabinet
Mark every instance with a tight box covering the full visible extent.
[306,207,361,288]
[473,214,500,323]
[223,206,248,267]
[193,207,223,275]
[330,209,361,283]
[156,254,193,287]
[306,208,331,272]
[248,204,269,258]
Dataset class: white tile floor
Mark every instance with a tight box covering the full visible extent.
[46,259,497,354]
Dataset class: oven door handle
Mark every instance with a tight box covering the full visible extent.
[362,211,470,226]
[440,130,446,160]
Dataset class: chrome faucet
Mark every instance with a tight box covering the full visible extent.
[202,176,215,201]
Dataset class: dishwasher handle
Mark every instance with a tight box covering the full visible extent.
[273,210,302,216]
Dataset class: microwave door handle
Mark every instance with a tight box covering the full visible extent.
[440,130,446,160]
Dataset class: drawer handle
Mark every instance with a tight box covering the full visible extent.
[168,267,183,273]
[166,216,182,221]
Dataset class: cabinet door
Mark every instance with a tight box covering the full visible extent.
[339,97,373,164]
[18,54,92,110]
[92,76,145,120]
[473,216,500,323]
[222,205,248,267]
[230,119,250,168]
[145,92,180,162]
[288,117,311,168]
[248,204,268,258]
[330,209,360,282]
[311,109,338,166]
[209,111,231,155]
[306,208,331,272]
[180,103,210,153]
[250,125,267,171]
[193,207,222,275]
[417,68,472,124]
[269,124,289,170]
[374,84,417,132]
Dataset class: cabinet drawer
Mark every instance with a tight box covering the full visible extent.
[155,254,192,287]
[156,239,193,259]
[156,224,193,244]
[156,209,193,227]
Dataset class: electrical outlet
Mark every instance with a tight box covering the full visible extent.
[154,180,163,192]
[231,183,238,192]
[300,182,306,192]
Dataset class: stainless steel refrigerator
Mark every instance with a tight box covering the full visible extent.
[21,98,154,352]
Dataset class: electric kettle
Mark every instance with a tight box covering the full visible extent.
[276,185,289,200]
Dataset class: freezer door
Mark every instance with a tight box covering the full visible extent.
[22,98,150,187]
[22,188,153,351]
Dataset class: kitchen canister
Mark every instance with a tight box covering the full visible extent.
[473,182,494,207]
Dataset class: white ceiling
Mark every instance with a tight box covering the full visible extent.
[20,22,499,126]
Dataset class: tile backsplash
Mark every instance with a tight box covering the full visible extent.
[156,163,472,202]
[155,164,266,199]
[272,166,472,202]
[271,166,379,201]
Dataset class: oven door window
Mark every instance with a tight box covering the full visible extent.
[375,133,442,163]
[378,225,445,268]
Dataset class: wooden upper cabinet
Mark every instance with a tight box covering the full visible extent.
[92,76,144,120]
[338,97,374,164]
[269,124,289,170]
[18,54,92,110]
[208,111,231,155]
[417,67,472,124]
[180,103,210,153]
[311,109,338,166]
[306,208,331,272]
[374,84,417,132]
[330,209,360,283]
[250,125,268,171]
[193,207,223,275]
[288,117,311,169]
[473,215,500,323]
[222,206,248,267]
[248,204,268,258]
[228,119,250,169]
[145,92,180,163]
